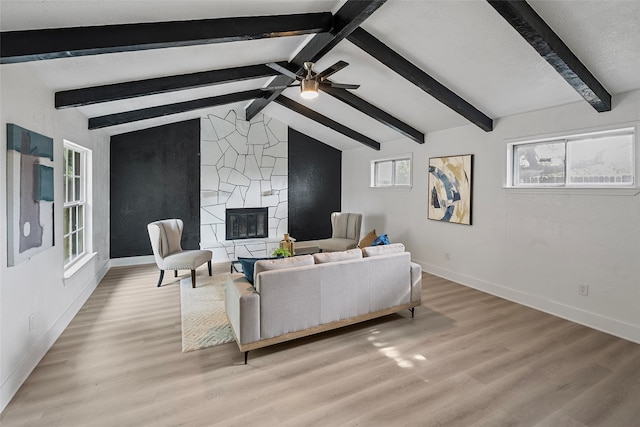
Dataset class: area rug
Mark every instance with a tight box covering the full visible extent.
[180,274,235,352]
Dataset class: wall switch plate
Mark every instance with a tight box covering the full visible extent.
[578,284,589,296]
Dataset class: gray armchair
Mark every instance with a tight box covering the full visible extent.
[147,219,212,288]
[318,212,363,252]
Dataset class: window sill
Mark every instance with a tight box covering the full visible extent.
[503,187,640,196]
[369,185,413,191]
[64,252,97,281]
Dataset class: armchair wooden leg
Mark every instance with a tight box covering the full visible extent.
[191,270,196,288]
[157,270,165,287]
[208,260,212,276]
[174,270,178,277]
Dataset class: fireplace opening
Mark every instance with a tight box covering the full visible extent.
[226,207,269,240]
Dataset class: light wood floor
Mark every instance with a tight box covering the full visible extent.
[2,264,640,426]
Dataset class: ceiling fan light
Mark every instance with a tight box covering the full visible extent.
[300,79,319,99]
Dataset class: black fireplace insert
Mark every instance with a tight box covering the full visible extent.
[226,207,269,240]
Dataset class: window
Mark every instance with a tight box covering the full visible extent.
[63,142,89,267]
[371,155,412,188]
[508,127,636,188]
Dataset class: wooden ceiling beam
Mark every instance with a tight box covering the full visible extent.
[88,89,266,129]
[1,13,333,64]
[56,63,283,108]
[347,27,494,132]
[245,0,387,120]
[321,85,425,144]
[487,0,611,112]
[275,95,381,150]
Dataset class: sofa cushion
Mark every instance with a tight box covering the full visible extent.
[358,229,377,248]
[254,255,315,291]
[362,243,405,257]
[313,248,362,264]
[237,257,272,284]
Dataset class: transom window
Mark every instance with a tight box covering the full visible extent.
[63,142,87,266]
[371,155,412,188]
[508,127,636,188]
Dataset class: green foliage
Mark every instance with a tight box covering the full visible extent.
[272,247,292,258]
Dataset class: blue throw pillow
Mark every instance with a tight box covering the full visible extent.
[371,234,390,246]
[237,257,272,284]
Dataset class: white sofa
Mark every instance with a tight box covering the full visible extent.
[225,243,422,363]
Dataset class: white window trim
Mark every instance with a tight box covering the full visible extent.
[504,123,639,193]
[63,140,93,276]
[370,153,413,189]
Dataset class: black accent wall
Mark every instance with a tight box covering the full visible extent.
[288,128,342,241]
[110,119,201,258]
[109,120,340,258]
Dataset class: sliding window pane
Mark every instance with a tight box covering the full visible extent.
[567,134,634,185]
[514,142,565,185]
[375,161,393,186]
[395,159,411,185]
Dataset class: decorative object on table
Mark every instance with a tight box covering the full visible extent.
[358,229,378,248]
[279,233,295,255]
[272,247,292,258]
[318,212,363,252]
[180,274,234,352]
[6,123,55,267]
[428,154,473,225]
[147,218,212,288]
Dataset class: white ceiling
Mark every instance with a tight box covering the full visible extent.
[2,0,639,151]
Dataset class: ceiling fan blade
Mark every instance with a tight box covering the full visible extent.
[265,62,300,81]
[317,61,349,80]
[260,83,300,91]
[321,82,360,90]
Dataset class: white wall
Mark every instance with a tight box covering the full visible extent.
[0,65,111,412]
[343,89,640,343]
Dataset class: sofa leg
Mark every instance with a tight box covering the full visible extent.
[174,270,178,277]
[191,270,196,288]
[410,307,415,318]
[157,270,165,287]
[244,351,249,365]
[207,260,212,276]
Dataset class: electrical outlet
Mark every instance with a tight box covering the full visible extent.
[578,284,589,297]
[29,314,36,332]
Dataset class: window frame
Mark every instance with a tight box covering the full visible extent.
[63,141,89,269]
[506,126,637,190]
[370,154,413,189]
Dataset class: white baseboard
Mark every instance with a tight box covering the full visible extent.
[416,260,640,345]
[109,255,230,273]
[109,255,155,267]
[1,259,110,414]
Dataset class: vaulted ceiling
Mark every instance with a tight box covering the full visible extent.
[2,0,639,151]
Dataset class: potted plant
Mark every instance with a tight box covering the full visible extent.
[272,247,292,258]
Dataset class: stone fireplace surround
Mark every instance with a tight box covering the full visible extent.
[200,110,288,262]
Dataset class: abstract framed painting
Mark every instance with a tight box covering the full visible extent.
[428,154,473,225]
[6,123,55,266]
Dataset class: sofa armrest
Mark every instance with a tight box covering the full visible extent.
[410,262,422,304]
[225,275,260,345]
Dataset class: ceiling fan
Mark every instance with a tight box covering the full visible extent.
[264,61,360,99]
